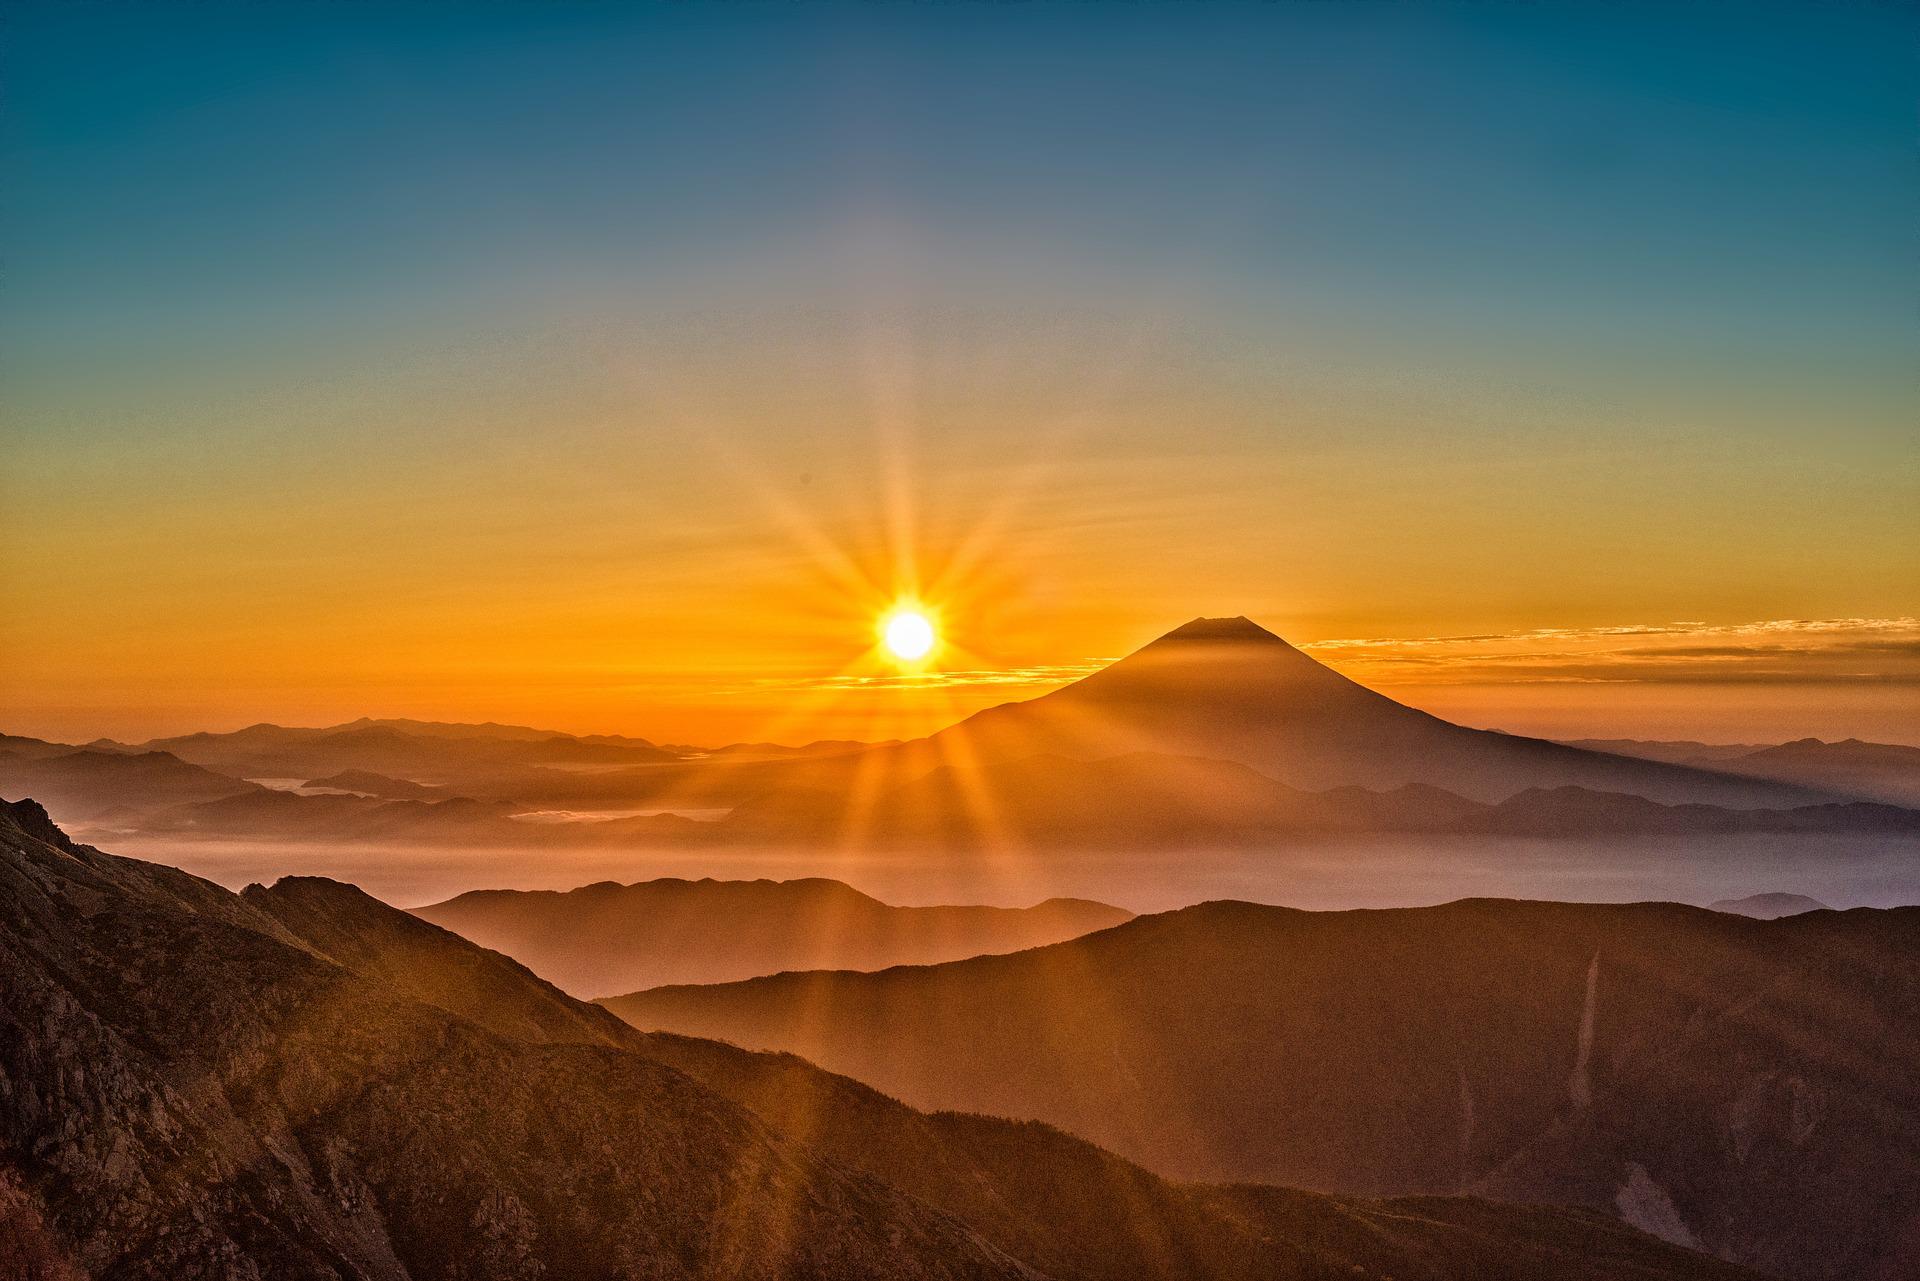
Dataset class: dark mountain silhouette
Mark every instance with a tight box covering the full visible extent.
[0,798,1754,1281]
[605,897,1920,1281]
[0,748,258,824]
[135,787,526,839]
[1448,786,1920,837]
[121,786,709,846]
[142,718,681,781]
[1707,892,1830,919]
[413,877,1133,996]
[1718,738,1920,807]
[730,750,1482,844]
[302,768,455,799]
[0,734,84,761]
[7,620,1892,850]
[1565,739,1768,765]
[902,618,1831,807]
[703,739,885,760]
[1567,736,1920,806]
[732,749,1917,847]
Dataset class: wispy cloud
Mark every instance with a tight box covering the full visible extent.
[1299,617,1920,686]
[747,617,1920,701]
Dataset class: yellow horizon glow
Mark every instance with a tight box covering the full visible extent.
[5,301,1915,750]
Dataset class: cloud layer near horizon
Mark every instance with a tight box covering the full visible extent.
[1301,617,1920,686]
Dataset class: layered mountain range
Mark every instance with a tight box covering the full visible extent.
[605,896,1920,1281]
[7,619,1917,854]
[413,878,1132,995]
[0,798,1758,1280]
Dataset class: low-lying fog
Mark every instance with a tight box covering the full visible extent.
[103,832,1920,915]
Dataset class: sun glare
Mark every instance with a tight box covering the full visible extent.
[881,608,937,662]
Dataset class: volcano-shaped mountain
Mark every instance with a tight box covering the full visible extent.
[916,617,1826,806]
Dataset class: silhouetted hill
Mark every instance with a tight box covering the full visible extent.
[910,618,1829,806]
[1566,736,1920,807]
[0,798,1753,1280]
[1452,786,1920,836]
[1707,892,1830,919]
[0,799,1036,1278]
[733,749,1916,847]
[0,734,83,761]
[142,718,681,781]
[302,768,455,798]
[606,896,1920,1280]
[1721,738,1920,807]
[0,748,258,824]
[413,877,1132,995]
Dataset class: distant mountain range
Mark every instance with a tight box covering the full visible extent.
[1570,736,1920,807]
[898,618,1838,806]
[1707,891,1830,919]
[412,878,1132,996]
[0,799,1756,1280]
[604,896,1920,1281]
[6,618,1919,852]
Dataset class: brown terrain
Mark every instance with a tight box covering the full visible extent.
[414,877,1131,996]
[606,896,1920,1281]
[0,797,1765,1280]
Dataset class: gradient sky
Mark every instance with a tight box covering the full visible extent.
[4,1,1917,746]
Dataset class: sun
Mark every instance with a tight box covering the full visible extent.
[880,607,937,662]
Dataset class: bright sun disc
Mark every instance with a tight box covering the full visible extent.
[882,609,936,661]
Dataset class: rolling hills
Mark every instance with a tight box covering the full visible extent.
[605,896,1920,1280]
[414,877,1131,995]
[0,796,1756,1281]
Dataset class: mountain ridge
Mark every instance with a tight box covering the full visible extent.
[0,795,1757,1281]
[603,892,1920,1280]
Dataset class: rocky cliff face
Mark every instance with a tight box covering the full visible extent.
[0,797,1758,1280]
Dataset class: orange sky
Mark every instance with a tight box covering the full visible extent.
[6,7,1916,749]
[4,311,1918,747]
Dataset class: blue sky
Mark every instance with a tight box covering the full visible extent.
[3,1,1917,743]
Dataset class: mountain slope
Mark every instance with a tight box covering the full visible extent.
[0,748,258,824]
[236,851,1759,1281]
[0,800,1035,1280]
[413,877,1132,995]
[731,749,1916,848]
[1570,736,1920,806]
[1707,892,1830,919]
[1720,738,1920,807]
[0,797,1756,1281]
[913,618,1828,806]
[142,718,680,781]
[605,897,1920,1281]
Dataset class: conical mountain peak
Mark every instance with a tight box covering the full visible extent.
[1156,615,1287,645]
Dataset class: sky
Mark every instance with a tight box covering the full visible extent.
[3,1,1917,746]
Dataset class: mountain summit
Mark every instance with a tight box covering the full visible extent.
[926,617,1825,806]
[1152,615,1287,643]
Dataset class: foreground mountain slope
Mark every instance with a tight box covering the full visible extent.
[607,898,1920,1281]
[412,877,1132,995]
[0,798,1038,1279]
[911,618,1827,806]
[237,857,1758,1281]
[0,797,1755,1281]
